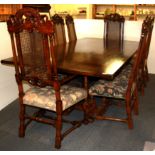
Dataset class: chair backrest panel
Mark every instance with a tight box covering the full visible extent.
[126,18,149,96]
[65,14,77,42]
[145,16,154,59]
[104,13,125,48]
[7,8,57,87]
[51,14,66,45]
[19,30,46,76]
[106,21,122,41]
[54,24,65,45]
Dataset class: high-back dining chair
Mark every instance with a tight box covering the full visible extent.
[51,14,66,45]
[65,14,77,42]
[104,13,125,48]
[7,8,87,149]
[89,20,149,129]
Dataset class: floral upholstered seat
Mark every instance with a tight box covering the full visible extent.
[24,85,87,111]
[89,64,132,99]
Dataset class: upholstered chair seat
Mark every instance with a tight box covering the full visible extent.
[24,85,87,111]
[89,64,132,99]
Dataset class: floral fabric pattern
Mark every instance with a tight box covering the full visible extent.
[89,64,132,99]
[23,85,87,111]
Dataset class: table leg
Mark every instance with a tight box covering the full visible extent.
[82,76,96,124]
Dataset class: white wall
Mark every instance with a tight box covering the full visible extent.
[0,19,155,110]
[0,23,18,110]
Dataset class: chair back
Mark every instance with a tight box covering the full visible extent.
[7,8,58,87]
[51,14,66,45]
[126,19,149,97]
[65,14,77,42]
[144,16,154,59]
[104,13,125,48]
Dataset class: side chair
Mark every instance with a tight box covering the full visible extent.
[7,8,87,149]
[104,13,125,48]
[142,16,154,86]
[89,20,149,129]
[51,14,66,45]
[65,14,77,42]
[133,16,154,96]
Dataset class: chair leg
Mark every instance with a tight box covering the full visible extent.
[133,88,139,115]
[127,111,133,129]
[145,64,149,83]
[126,101,133,129]
[55,110,62,149]
[19,102,25,137]
[137,68,145,96]
[140,68,145,96]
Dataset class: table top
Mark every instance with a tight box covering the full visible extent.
[1,38,139,80]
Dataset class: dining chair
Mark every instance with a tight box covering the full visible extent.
[51,14,66,45]
[104,13,125,48]
[65,14,77,42]
[89,21,148,129]
[7,8,87,149]
[133,16,154,96]
[142,16,154,86]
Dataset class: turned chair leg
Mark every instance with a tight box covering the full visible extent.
[128,117,133,129]
[127,110,133,129]
[19,103,25,137]
[133,89,139,115]
[126,101,133,129]
[145,64,149,82]
[55,112,62,149]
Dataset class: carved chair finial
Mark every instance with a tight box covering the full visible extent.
[51,14,64,25]
[65,14,74,24]
[104,13,125,22]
